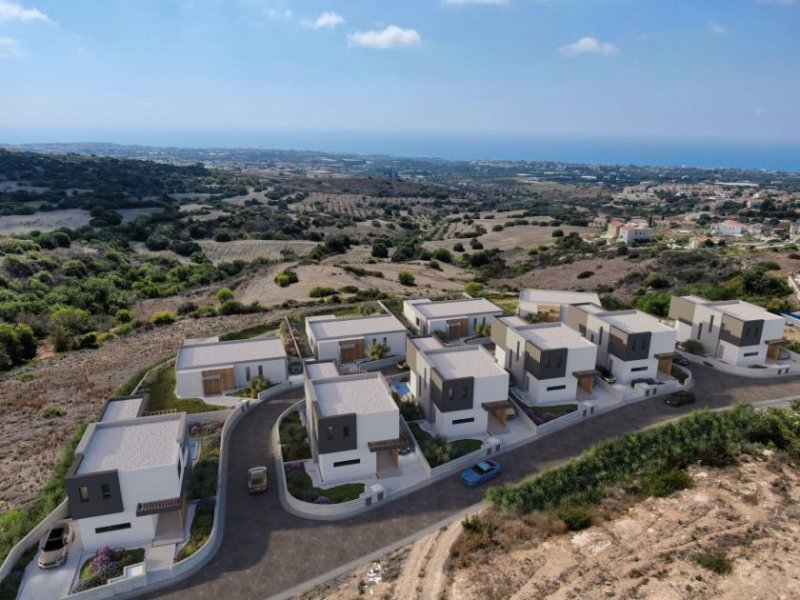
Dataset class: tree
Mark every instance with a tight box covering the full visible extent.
[453,242,465,252]
[50,306,90,352]
[633,292,671,318]
[552,229,564,238]
[398,271,416,286]
[464,282,485,297]
[371,243,389,259]
[217,287,235,302]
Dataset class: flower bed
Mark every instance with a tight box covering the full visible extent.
[74,547,145,592]
[189,423,222,499]
[514,402,578,426]
[408,423,482,468]
[175,502,214,562]
[284,461,364,504]
[279,411,311,461]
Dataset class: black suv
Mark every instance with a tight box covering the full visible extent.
[665,390,696,407]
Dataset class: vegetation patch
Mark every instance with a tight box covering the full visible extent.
[695,550,733,575]
[409,422,482,468]
[279,410,311,461]
[143,365,225,414]
[515,402,578,425]
[284,462,364,504]
[175,503,214,562]
[74,546,145,592]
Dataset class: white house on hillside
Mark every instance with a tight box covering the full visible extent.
[407,337,509,438]
[669,295,786,366]
[65,413,189,550]
[304,363,401,483]
[566,304,677,383]
[402,297,503,338]
[305,314,407,364]
[175,336,288,398]
[517,289,601,323]
[491,315,598,406]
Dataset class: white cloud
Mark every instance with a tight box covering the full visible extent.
[348,25,422,50]
[0,35,22,58]
[559,36,618,57]
[0,0,51,22]
[443,0,508,5]
[304,11,345,29]
[708,22,728,37]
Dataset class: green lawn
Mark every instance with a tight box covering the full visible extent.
[146,366,225,414]
[219,323,279,341]
[409,422,483,468]
[284,464,364,503]
[484,294,519,314]
[526,403,578,416]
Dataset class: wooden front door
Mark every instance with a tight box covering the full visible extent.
[339,339,365,363]
[201,368,235,395]
[657,358,673,374]
[447,318,467,339]
[202,376,222,396]
[578,376,594,394]
[767,344,782,360]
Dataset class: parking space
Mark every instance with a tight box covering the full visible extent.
[17,528,82,600]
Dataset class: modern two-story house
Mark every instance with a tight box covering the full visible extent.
[669,295,786,366]
[402,297,503,339]
[65,413,190,550]
[407,337,510,438]
[491,315,598,405]
[305,314,407,365]
[566,304,677,383]
[304,362,402,483]
[517,289,601,323]
[175,336,288,398]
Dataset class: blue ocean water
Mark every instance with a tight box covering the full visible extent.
[3,128,799,172]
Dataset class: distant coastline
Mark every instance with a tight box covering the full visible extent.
[3,129,798,173]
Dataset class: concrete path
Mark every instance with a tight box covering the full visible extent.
[146,366,800,600]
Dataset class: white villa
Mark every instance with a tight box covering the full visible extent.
[402,297,503,339]
[517,288,601,323]
[305,314,407,365]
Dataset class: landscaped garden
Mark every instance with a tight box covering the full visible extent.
[189,422,222,499]
[279,410,311,461]
[408,422,482,468]
[175,501,214,561]
[144,364,225,414]
[74,546,145,592]
[514,402,578,425]
[284,461,365,504]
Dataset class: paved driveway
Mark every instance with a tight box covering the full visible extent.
[148,366,800,600]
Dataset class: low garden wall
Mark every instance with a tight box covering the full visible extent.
[64,562,147,600]
[356,354,405,372]
[682,352,798,379]
[0,499,70,583]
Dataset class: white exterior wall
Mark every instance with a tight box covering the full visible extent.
[78,451,186,550]
[674,320,694,343]
[717,340,765,366]
[607,329,675,383]
[175,370,205,399]
[315,331,407,363]
[403,301,426,333]
[433,405,488,439]
[318,408,397,483]
[232,358,287,387]
[521,344,597,405]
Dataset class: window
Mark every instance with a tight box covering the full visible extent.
[448,388,454,400]
[258,365,263,378]
[590,334,595,343]
[557,355,563,368]
[79,486,89,502]
[326,426,334,440]
[599,327,604,346]
[473,318,478,327]
[245,367,251,382]
[101,484,111,500]
[373,338,377,346]
[546,385,566,391]
[696,325,702,340]
[516,341,520,361]
[631,366,648,372]
[95,523,131,534]
[343,426,350,438]
[452,417,475,425]
[383,337,387,345]
[461,387,468,399]
[708,315,714,334]
[177,460,182,479]
[743,351,758,357]
[333,458,361,468]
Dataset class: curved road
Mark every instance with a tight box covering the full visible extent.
[148,367,800,600]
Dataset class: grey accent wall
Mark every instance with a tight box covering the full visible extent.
[720,317,764,347]
[565,305,589,333]
[430,371,474,413]
[489,317,509,347]
[406,338,420,374]
[316,413,358,455]
[668,296,696,325]
[524,345,567,380]
[608,330,651,361]
[66,463,124,519]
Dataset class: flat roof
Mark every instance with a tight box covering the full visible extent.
[408,298,502,320]
[519,289,601,307]
[427,346,507,380]
[100,398,143,423]
[410,336,445,352]
[516,322,596,351]
[77,415,184,474]
[176,337,286,370]
[306,361,340,380]
[678,296,782,322]
[312,374,396,417]
[307,314,406,341]
[598,310,673,334]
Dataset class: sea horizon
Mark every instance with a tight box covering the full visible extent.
[2,129,799,173]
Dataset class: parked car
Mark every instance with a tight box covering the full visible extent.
[665,390,696,407]
[596,366,616,384]
[247,466,268,494]
[38,523,72,569]
[674,354,690,367]
[396,360,409,371]
[460,460,501,488]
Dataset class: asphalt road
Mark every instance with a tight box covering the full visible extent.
[148,366,800,600]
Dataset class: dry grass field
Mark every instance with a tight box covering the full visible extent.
[424,222,598,253]
[0,209,92,235]
[198,239,318,264]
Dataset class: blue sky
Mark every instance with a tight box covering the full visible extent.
[1,0,799,145]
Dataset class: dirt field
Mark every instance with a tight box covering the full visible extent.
[424,223,598,253]
[303,455,800,600]
[0,312,282,513]
[198,240,318,264]
[0,209,92,235]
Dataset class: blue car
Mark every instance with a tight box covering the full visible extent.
[460,460,501,488]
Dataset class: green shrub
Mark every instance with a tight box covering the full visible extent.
[309,286,337,298]
[557,505,593,531]
[275,269,299,287]
[695,551,733,575]
[637,469,694,498]
[216,287,234,302]
[40,406,66,420]
[577,270,594,280]
[398,271,415,286]
[149,310,176,326]
[681,339,705,355]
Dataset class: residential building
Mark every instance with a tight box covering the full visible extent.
[713,219,744,236]
[407,337,509,438]
[618,222,652,244]
[606,219,624,240]
[517,288,601,323]
[98,395,148,423]
[402,297,503,338]
[175,336,288,398]
[669,295,786,366]
[66,413,190,550]
[305,313,407,364]
[304,363,401,483]
[491,316,598,406]
[566,304,677,383]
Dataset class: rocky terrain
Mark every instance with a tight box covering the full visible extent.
[301,454,800,600]
[0,312,276,512]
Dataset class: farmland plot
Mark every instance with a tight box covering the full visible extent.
[199,239,318,264]
[0,209,92,235]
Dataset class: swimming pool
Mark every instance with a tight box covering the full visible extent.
[394,382,411,397]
